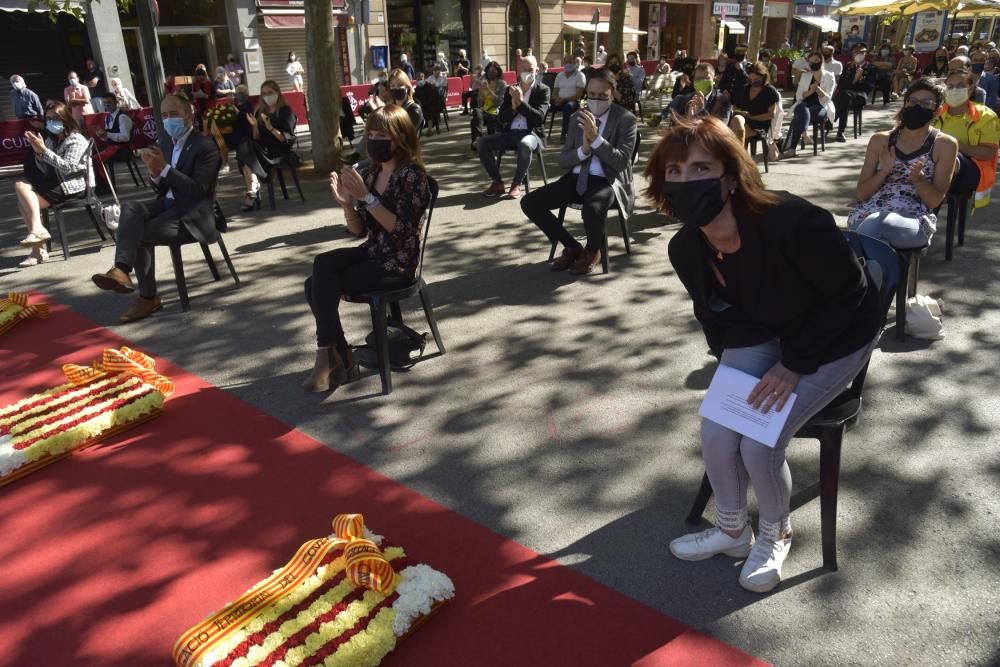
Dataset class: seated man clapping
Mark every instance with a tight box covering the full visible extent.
[478,55,550,199]
[91,93,221,322]
[520,69,637,274]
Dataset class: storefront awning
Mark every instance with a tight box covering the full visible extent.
[564,21,647,35]
[794,15,841,32]
[0,0,84,12]
[721,19,746,34]
[259,6,348,29]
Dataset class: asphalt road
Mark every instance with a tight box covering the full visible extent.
[1,101,998,666]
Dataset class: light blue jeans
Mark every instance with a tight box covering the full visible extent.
[850,211,933,250]
[701,337,878,525]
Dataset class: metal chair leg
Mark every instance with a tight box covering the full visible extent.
[86,205,107,241]
[600,228,609,274]
[945,194,957,261]
[895,252,910,341]
[168,244,191,312]
[266,175,277,211]
[957,195,969,246]
[289,164,306,201]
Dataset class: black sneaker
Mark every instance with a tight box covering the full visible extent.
[835,133,846,143]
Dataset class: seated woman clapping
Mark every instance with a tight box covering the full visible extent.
[849,78,957,249]
[236,79,297,210]
[302,105,431,393]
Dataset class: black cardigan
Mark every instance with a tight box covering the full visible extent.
[668,192,883,375]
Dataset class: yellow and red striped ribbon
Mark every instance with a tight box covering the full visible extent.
[62,347,175,397]
[334,513,397,595]
[171,514,398,667]
[0,292,48,336]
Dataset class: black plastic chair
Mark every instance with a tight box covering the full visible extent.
[800,120,826,156]
[746,128,770,173]
[106,148,146,189]
[685,232,899,572]
[548,199,630,275]
[852,106,863,139]
[342,176,445,395]
[496,142,548,193]
[255,152,306,212]
[143,161,240,312]
[42,139,111,260]
[943,191,972,261]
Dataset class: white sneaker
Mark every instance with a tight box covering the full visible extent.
[669,524,754,561]
[739,535,791,593]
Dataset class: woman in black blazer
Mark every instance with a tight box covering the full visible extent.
[645,116,883,593]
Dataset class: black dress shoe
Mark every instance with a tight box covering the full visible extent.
[835,133,846,143]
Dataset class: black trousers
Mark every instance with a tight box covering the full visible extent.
[303,246,408,348]
[833,90,867,133]
[951,153,981,195]
[875,72,892,105]
[114,198,192,299]
[470,109,497,144]
[520,172,616,252]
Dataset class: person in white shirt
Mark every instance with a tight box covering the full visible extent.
[110,77,141,110]
[626,51,646,95]
[94,92,134,189]
[822,45,843,77]
[521,68,637,275]
[286,52,305,92]
[552,56,586,139]
[595,45,607,65]
[791,51,811,87]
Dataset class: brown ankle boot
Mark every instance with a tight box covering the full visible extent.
[302,347,349,393]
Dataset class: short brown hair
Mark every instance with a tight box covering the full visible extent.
[366,104,422,167]
[644,116,780,217]
[43,100,81,135]
[749,61,771,86]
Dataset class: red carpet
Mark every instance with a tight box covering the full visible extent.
[0,300,768,667]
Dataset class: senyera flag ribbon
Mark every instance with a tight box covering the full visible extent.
[172,513,398,667]
[0,292,48,336]
[63,347,175,397]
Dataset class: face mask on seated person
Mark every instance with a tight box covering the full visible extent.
[367,138,394,163]
[163,117,188,139]
[391,87,407,101]
[945,88,970,106]
[564,64,576,73]
[45,119,64,135]
[972,63,986,74]
[809,61,822,71]
[693,79,713,96]
[586,97,611,116]
[900,104,935,129]
[661,178,729,228]
[519,71,535,84]
[854,54,866,64]
[263,94,278,107]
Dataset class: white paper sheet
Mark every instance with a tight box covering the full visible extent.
[697,364,798,448]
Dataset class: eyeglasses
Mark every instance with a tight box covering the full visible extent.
[587,94,611,100]
[905,99,938,110]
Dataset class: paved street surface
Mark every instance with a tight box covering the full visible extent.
[2,103,998,666]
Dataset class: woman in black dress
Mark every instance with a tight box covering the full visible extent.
[732,61,782,158]
[237,79,297,210]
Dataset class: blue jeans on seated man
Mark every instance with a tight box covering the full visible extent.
[785,103,826,151]
[478,129,541,185]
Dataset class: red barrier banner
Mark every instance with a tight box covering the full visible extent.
[0,119,33,168]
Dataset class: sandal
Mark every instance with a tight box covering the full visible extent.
[18,248,48,268]
[241,190,260,211]
[19,231,51,247]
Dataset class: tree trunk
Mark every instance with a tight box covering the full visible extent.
[608,0,626,58]
[747,0,766,63]
[304,0,341,173]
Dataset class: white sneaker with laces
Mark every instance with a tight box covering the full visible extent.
[739,534,791,593]
[669,524,754,561]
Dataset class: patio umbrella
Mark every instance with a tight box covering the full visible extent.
[902,0,1000,14]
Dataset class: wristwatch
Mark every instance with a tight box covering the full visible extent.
[362,192,380,208]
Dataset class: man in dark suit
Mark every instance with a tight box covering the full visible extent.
[92,93,221,322]
[833,43,877,142]
[521,69,637,274]
[478,54,550,199]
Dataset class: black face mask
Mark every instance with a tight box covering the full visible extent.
[936,56,947,62]
[368,138,394,163]
[809,61,822,71]
[608,63,621,73]
[661,178,728,227]
[900,105,935,129]
[391,87,406,101]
